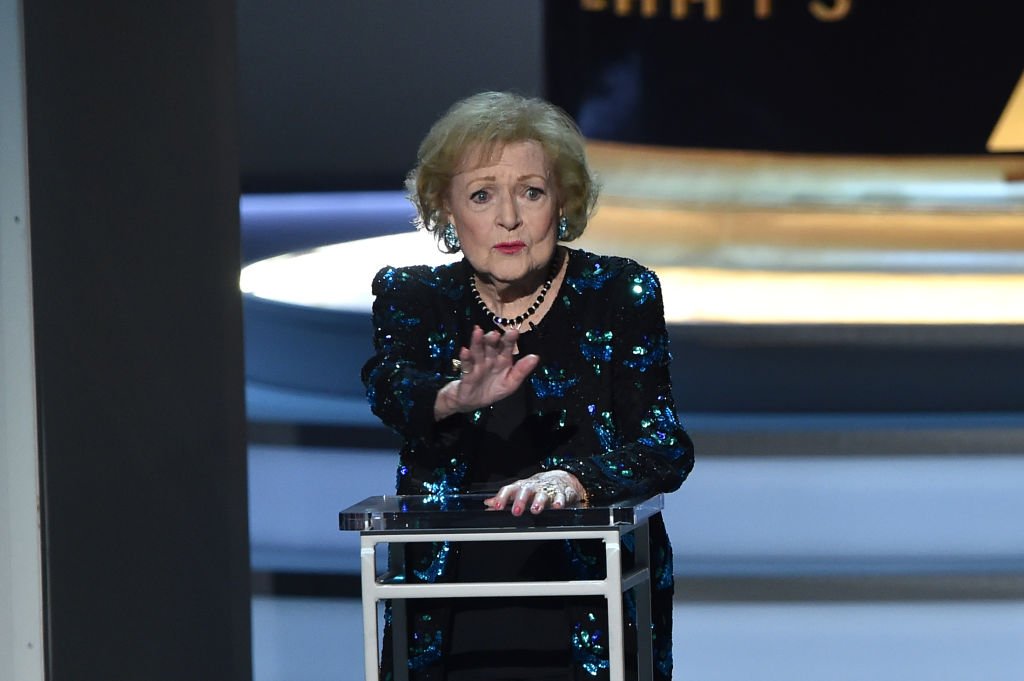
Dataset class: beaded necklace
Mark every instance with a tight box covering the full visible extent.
[470,251,562,331]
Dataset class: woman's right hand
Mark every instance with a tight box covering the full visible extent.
[434,325,539,420]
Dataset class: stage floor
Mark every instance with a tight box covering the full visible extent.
[252,595,1024,681]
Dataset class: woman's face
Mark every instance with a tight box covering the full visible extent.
[446,140,559,291]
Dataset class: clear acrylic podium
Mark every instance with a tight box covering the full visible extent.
[339,493,663,681]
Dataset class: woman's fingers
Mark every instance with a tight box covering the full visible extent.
[513,484,534,516]
[456,326,537,406]
[497,481,556,515]
[486,483,518,511]
[498,328,519,355]
[467,327,520,367]
[467,328,506,370]
[488,482,541,516]
[530,488,553,514]
[507,353,539,386]
[483,474,582,514]
[467,326,486,365]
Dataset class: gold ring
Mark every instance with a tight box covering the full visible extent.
[538,482,560,498]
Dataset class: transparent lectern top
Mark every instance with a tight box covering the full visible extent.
[339,493,664,532]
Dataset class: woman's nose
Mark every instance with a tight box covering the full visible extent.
[496,194,523,230]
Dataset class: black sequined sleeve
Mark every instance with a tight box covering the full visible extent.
[360,266,454,447]
[545,265,694,503]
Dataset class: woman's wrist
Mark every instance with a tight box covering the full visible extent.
[434,380,473,421]
[542,470,588,506]
[562,472,589,506]
[433,381,459,421]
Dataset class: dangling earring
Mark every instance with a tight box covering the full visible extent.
[557,215,569,241]
[442,222,461,252]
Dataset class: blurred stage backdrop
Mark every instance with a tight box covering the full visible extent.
[236,2,1024,680]
[546,0,1022,153]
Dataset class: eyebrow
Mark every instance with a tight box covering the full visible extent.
[465,174,548,184]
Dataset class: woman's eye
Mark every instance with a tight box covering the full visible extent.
[525,186,545,200]
[470,190,489,203]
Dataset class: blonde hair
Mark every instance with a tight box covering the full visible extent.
[406,92,599,251]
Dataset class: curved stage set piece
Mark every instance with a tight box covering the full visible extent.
[241,143,1024,580]
[242,144,1024,424]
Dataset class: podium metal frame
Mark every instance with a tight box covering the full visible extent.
[340,494,662,681]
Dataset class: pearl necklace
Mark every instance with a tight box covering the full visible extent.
[470,252,561,330]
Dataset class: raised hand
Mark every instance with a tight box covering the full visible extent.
[434,326,539,420]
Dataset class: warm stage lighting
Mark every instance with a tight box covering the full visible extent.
[241,144,1024,325]
[240,231,1024,325]
[240,232,457,313]
[657,268,1024,324]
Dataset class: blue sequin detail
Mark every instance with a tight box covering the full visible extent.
[377,267,401,292]
[421,461,467,506]
[426,326,456,360]
[412,541,451,583]
[395,464,410,490]
[565,261,617,293]
[530,366,580,399]
[638,403,686,459]
[592,410,617,451]
[410,461,464,583]
[595,456,637,481]
[386,303,421,328]
[572,612,609,676]
[380,265,465,301]
[655,542,675,590]
[629,270,659,306]
[580,329,613,366]
[393,376,421,420]
[623,334,668,372]
[407,615,443,671]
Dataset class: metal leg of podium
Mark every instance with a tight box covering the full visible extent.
[390,597,409,680]
[360,537,379,681]
[604,530,625,681]
[388,544,408,681]
[633,523,653,681]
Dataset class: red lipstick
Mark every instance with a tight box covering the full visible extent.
[494,241,526,255]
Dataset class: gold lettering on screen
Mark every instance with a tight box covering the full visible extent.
[611,0,659,16]
[808,0,852,21]
[580,0,852,21]
[671,0,722,20]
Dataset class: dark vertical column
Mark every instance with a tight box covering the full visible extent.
[22,4,251,681]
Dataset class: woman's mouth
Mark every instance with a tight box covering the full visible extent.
[494,241,526,255]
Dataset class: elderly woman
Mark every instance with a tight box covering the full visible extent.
[361,92,694,680]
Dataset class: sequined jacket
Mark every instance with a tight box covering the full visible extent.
[361,248,694,679]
